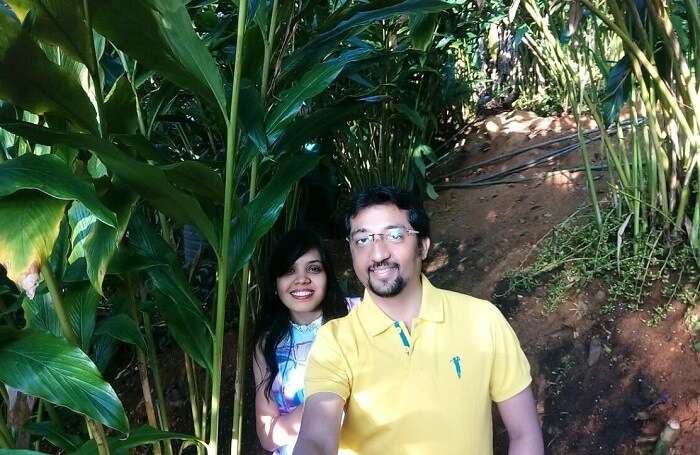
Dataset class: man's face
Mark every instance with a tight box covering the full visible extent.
[348,203,429,298]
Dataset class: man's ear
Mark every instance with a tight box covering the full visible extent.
[419,237,430,260]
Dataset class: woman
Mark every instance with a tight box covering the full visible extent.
[252,229,349,454]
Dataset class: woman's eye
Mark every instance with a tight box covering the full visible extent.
[308,265,323,273]
[285,267,295,275]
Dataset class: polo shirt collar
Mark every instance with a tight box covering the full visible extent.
[359,274,445,337]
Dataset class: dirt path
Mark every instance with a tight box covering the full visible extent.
[426,111,700,454]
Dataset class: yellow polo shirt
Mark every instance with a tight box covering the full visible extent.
[305,276,531,455]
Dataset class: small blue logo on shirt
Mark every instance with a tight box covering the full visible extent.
[451,356,462,379]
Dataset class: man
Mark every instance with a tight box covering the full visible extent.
[294,186,544,455]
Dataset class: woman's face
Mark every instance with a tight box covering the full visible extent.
[276,248,327,324]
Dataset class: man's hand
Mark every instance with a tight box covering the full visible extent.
[497,386,544,455]
[292,392,344,455]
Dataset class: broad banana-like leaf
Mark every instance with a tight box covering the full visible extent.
[69,425,203,455]
[23,284,99,352]
[266,48,373,138]
[0,192,66,297]
[129,213,213,373]
[0,121,219,250]
[270,99,373,155]
[0,153,117,227]
[103,74,139,135]
[5,0,92,68]
[88,0,227,120]
[84,185,138,294]
[24,421,83,451]
[0,326,129,433]
[228,153,320,280]
[64,283,99,352]
[94,313,146,353]
[410,13,438,51]
[22,293,62,337]
[0,12,97,132]
[160,161,224,203]
[282,0,454,79]
[601,56,631,126]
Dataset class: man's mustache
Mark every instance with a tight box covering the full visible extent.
[368,261,399,272]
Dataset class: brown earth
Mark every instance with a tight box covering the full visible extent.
[113,110,700,455]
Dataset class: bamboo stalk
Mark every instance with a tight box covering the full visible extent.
[184,354,204,455]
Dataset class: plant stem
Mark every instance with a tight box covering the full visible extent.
[209,0,248,451]
[142,311,172,439]
[42,263,111,455]
[184,354,204,455]
[126,276,162,455]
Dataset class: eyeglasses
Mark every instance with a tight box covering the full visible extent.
[348,227,419,248]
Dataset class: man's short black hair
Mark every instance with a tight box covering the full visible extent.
[345,185,430,239]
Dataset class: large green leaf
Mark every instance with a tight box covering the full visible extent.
[228,153,320,279]
[282,0,454,78]
[0,192,66,297]
[266,48,373,138]
[88,0,227,120]
[129,214,213,372]
[0,153,117,227]
[64,283,99,352]
[69,425,203,455]
[238,80,267,154]
[84,186,138,294]
[410,13,438,51]
[6,0,92,68]
[0,121,219,250]
[160,161,224,203]
[0,327,129,432]
[23,284,99,353]
[103,74,139,135]
[24,420,83,451]
[0,12,97,132]
[0,451,47,455]
[94,313,146,352]
[270,99,374,155]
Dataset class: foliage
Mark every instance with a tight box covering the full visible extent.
[0,1,461,454]
[503,208,700,321]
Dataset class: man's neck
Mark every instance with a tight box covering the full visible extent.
[370,279,423,331]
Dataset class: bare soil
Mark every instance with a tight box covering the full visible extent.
[113,110,700,455]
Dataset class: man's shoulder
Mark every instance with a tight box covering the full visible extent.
[435,285,505,321]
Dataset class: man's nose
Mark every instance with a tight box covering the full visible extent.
[369,237,391,263]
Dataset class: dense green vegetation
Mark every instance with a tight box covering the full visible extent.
[0,0,699,453]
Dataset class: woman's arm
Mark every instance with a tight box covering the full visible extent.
[253,345,304,452]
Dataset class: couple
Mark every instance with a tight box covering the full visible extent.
[253,186,544,455]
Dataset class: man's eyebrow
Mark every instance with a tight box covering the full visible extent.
[350,228,368,236]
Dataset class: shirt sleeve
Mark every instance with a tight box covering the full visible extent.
[489,308,532,402]
[304,323,352,401]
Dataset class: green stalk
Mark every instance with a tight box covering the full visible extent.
[126,276,162,455]
[142,311,172,437]
[209,0,248,451]
[184,354,204,455]
[33,400,44,451]
[41,263,110,455]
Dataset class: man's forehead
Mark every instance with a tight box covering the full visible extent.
[350,203,410,231]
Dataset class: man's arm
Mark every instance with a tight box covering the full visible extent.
[292,392,344,455]
[496,386,544,455]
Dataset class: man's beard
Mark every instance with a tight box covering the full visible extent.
[367,263,406,297]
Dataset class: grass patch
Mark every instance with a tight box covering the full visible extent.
[500,208,700,320]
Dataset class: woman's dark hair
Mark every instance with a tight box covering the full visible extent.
[252,228,348,401]
[344,185,430,240]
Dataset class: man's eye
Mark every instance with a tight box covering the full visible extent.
[387,230,404,241]
[355,236,370,246]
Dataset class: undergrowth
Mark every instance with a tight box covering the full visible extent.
[500,208,700,324]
